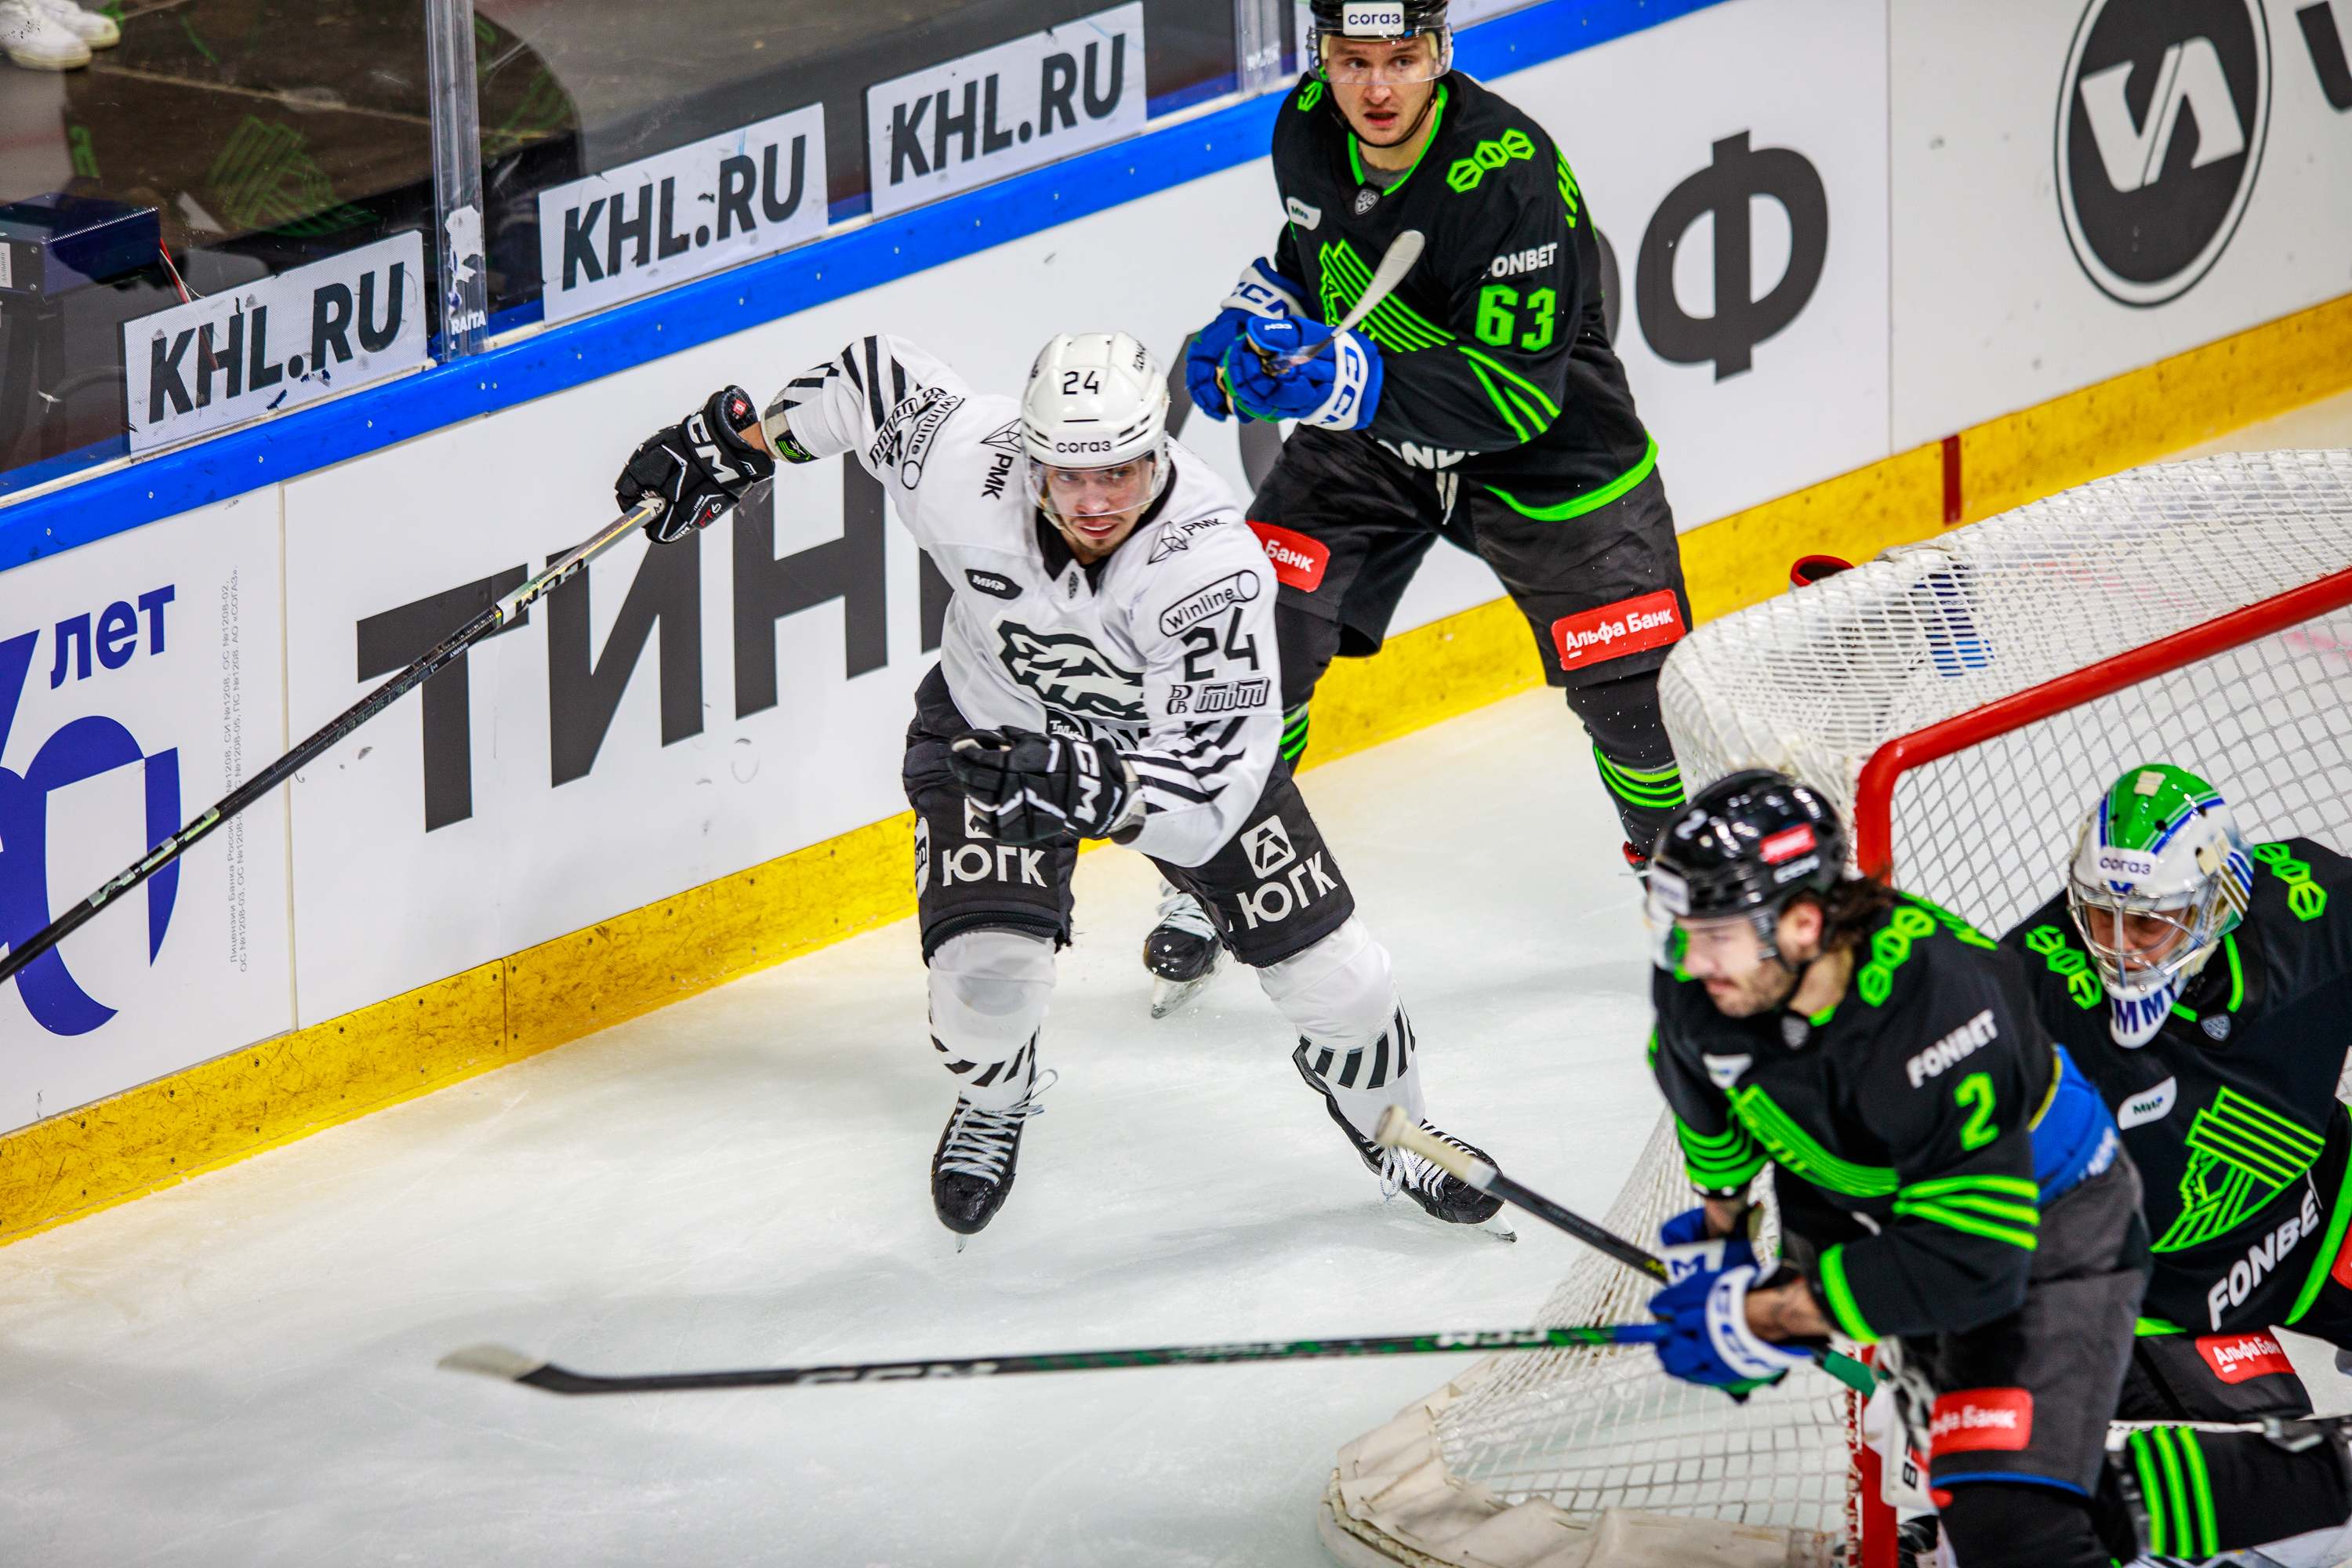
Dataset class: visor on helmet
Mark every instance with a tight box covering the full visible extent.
[1023,452,1167,523]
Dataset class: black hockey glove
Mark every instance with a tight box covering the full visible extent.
[615,386,776,543]
[949,728,1140,846]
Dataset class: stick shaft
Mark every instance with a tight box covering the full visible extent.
[1259,229,1427,371]
[458,1324,1668,1397]
[0,497,662,986]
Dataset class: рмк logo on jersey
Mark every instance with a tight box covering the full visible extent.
[2056,0,2270,307]
[996,621,1146,724]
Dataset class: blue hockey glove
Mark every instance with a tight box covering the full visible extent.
[1187,258,1308,421]
[1650,1264,1811,1400]
[1658,1206,1758,1284]
[1221,316,1383,430]
[1185,308,1254,423]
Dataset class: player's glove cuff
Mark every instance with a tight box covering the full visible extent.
[1658,1206,1759,1283]
[1701,1265,1813,1383]
[1220,256,1308,320]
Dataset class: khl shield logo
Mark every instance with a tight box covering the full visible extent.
[2057,0,2270,307]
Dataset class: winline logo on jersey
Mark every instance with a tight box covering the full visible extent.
[2056,0,2270,307]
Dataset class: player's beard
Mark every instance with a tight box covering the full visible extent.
[1701,960,1802,1020]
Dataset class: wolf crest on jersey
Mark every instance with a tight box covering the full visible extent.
[996,622,1147,726]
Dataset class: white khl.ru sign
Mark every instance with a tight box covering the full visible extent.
[866,4,1145,220]
[536,103,829,327]
[120,230,426,456]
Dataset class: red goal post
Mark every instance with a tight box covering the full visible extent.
[1854,561,2352,883]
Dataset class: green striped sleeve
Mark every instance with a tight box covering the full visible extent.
[1891,1174,2040,1251]
[1456,344,1563,442]
[1814,1244,1877,1343]
[1674,1113,1765,1192]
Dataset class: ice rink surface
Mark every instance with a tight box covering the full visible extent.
[0,688,1665,1568]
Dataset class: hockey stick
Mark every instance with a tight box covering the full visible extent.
[1374,1109,1877,1396]
[1283,227,1426,367]
[1241,228,1428,380]
[0,495,667,988]
[438,1321,1670,1397]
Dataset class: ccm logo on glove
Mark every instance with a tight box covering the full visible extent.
[1552,590,1684,669]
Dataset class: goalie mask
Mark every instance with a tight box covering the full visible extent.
[1020,332,1171,543]
[2067,764,2253,1048]
[1646,770,1846,975]
[1307,0,1454,85]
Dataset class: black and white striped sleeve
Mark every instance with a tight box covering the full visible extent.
[760,336,966,467]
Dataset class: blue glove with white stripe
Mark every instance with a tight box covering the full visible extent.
[1221,316,1384,430]
[1186,257,1307,421]
[1650,1264,1812,1399]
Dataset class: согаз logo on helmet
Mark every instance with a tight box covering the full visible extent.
[2056,0,2270,307]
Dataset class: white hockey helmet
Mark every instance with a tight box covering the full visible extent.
[1019,332,1171,518]
[2065,763,2253,1045]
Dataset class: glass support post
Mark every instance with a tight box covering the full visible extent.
[1236,0,1288,96]
[426,0,487,359]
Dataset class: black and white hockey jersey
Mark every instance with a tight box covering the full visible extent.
[1652,896,2057,1343]
[2006,839,2352,1334]
[767,335,1279,869]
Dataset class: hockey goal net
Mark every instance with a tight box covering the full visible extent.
[1318,451,2352,1568]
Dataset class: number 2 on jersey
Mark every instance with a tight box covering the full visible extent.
[1955,1072,1998,1150]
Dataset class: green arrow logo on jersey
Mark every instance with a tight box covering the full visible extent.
[2153,1087,2325,1252]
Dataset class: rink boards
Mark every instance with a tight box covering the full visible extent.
[2,0,2352,1236]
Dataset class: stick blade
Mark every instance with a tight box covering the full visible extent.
[438,1342,550,1382]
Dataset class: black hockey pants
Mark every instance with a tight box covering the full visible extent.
[1247,425,1688,858]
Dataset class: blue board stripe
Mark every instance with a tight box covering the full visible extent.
[0,0,1723,574]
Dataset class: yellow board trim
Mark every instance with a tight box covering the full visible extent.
[6,289,2350,1246]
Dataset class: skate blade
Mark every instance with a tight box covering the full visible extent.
[1149,971,1216,1019]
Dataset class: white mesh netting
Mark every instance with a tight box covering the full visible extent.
[1661,450,2352,932]
[1323,452,2352,1568]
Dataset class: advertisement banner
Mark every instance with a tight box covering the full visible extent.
[280,385,935,1024]
[537,104,829,328]
[120,231,426,456]
[866,4,1147,220]
[0,495,291,1132]
[1889,0,2352,448]
[1497,0,1892,527]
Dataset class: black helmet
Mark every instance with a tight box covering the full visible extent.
[1305,0,1453,79]
[1650,769,1845,925]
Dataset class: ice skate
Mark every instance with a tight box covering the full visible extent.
[930,1071,1053,1242]
[1291,1040,1504,1226]
[1145,885,1222,1018]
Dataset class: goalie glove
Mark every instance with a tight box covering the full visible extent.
[949,728,1142,846]
[1185,258,1306,422]
[616,386,777,543]
[1222,316,1383,431]
[1650,1263,1813,1399]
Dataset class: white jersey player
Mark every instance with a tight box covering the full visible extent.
[614,332,1503,1238]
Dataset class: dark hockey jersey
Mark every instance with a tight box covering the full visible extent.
[2005,838,2352,1334]
[1652,896,2056,1343]
[1268,71,1653,517]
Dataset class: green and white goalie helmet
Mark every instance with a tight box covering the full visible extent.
[2065,763,2254,1047]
